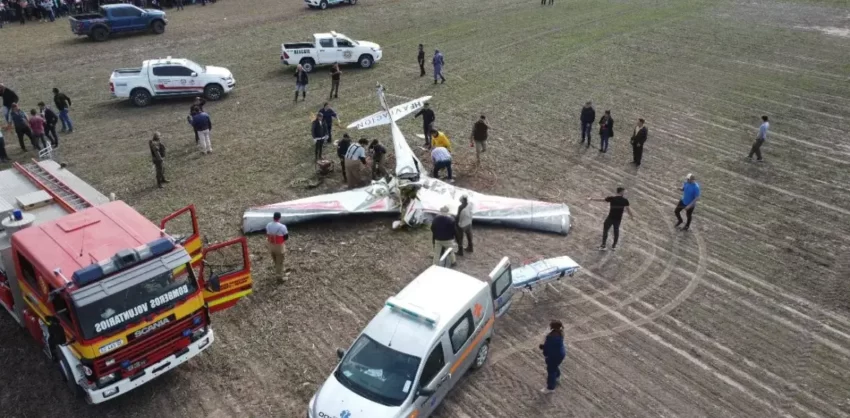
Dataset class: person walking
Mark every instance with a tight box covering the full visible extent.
[294,64,309,102]
[598,110,613,153]
[430,129,452,151]
[191,106,212,154]
[369,138,387,179]
[674,173,700,231]
[414,102,436,148]
[417,44,426,77]
[149,132,168,188]
[265,212,289,281]
[588,187,633,251]
[344,138,370,188]
[455,195,473,256]
[469,115,489,165]
[431,206,457,266]
[311,111,327,161]
[329,63,341,99]
[337,133,352,182]
[9,104,33,151]
[52,88,72,133]
[0,84,19,126]
[539,320,566,393]
[28,109,46,150]
[747,115,769,162]
[38,102,59,148]
[579,101,595,147]
[432,49,446,84]
[431,146,454,182]
[630,118,648,166]
[188,97,205,144]
[318,102,339,144]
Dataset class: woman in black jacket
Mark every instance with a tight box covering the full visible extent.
[311,111,327,161]
[539,320,567,393]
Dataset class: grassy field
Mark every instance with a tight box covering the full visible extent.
[1,0,850,417]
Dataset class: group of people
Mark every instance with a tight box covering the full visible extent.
[416,44,446,84]
[429,195,474,266]
[0,0,68,25]
[0,84,73,162]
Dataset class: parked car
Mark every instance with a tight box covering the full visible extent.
[281,31,382,73]
[109,57,235,107]
[70,4,167,42]
[305,0,357,10]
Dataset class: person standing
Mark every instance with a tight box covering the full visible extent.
[417,44,426,77]
[747,115,769,162]
[414,102,436,147]
[539,320,566,393]
[28,109,46,150]
[579,101,595,147]
[674,173,700,231]
[9,104,33,151]
[188,97,205,144]
[369,138,387,179]
[455,195,473,256]
[430,129,452,151]
[630,118,648,166]
[191,107,212,154]
[174,0,183,10]
[0,84,19,126]
[0,128,8,163]
[149,132,168,188]
[38,102,59,148]
[319,102,339,144]
[588,187,633,251]
[469,115,489,165]
[337,133,352,182]
[432,50,446,84]
[431,206,457,266]
[265,212,289,281]
[329,63,341,99]
[52,88,72,133]
[294,64,308,102]
[598,110,614,153]
[431,146,453,182]
[311,111,327,161]
[39,0,52,21]
[344,138,370,188]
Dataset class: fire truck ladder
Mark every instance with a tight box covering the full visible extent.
[14,160,94,213]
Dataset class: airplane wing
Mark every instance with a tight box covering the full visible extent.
[242,179,400,233]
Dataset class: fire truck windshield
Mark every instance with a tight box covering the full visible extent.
[74,266,199,340]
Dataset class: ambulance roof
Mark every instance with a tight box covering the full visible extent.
[362,266,486,357]
[11,201,165,291]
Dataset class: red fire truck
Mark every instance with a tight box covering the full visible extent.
[0,160,253,404]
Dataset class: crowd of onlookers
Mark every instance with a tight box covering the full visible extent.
[0,0,213,26]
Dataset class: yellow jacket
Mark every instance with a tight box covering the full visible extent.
[431,132,451,151]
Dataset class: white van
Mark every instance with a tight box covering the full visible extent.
[308,255,515,418]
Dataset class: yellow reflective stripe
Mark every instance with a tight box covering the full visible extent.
[206,289,253,308]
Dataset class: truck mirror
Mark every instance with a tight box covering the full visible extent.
[417,386,436,398]
[191,72,198,77]
[207,275,221,292]
[336,348,346,359]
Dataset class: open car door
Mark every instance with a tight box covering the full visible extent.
[200,237,253,313]
[488,257,514,317]
[160,205,203,267]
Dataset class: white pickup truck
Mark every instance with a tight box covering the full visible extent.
[109,57,236,107]
[280,31,382,73]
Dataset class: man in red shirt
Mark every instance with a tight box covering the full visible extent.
[28,109,47,150]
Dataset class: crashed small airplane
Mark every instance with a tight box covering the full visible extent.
[242,84,572,235]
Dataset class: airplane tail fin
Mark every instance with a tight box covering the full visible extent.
[346,95,432,130]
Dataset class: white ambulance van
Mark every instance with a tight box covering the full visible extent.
[308,255,515,418]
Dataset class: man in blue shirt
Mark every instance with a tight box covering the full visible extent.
[675,174,700,231]
[747,115,769,162]
[318,102,339,144]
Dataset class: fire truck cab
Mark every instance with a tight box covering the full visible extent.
[0,160,253,404]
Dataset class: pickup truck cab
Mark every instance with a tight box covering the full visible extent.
[308,256,515,418]
[305,0,357,10]
[281,31,382,73]
[70,4,167,42]
[109,57,235,107]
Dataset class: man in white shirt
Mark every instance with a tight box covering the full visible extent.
[344,138,369,188]
[747,115,769,162]
[265,212,289,280]
[455,195,473,255]
[431,146,454,182]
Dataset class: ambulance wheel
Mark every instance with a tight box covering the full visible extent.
[60,358,84,399]
[319,0,328,9]
[472,340,490,370]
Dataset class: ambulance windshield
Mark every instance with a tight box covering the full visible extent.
[74,266,199,340]
[334,335,421,407]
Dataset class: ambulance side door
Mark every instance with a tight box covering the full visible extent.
[160,205,203,267]
[412,340,452,417]
[199,237,253,313]
[489,257,514,317]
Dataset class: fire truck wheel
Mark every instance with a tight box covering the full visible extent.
[59,358,85,398]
